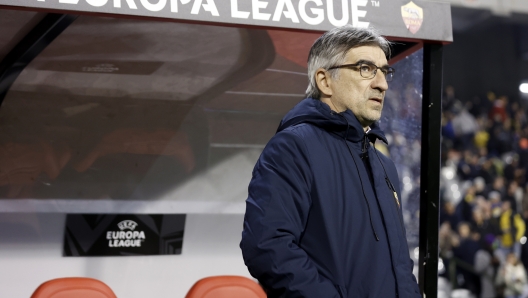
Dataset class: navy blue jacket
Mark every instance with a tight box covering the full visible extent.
[240,98,421,298]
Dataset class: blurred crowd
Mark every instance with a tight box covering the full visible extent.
[439,86,528,298]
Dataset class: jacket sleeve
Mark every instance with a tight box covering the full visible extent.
[240,130,340,298]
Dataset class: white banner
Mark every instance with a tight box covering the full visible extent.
[0,0,452,41]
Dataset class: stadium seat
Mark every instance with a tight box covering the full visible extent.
[30,277,117,298]
[185,275,266,298]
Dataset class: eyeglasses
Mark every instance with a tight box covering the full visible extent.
[328,61,395,82]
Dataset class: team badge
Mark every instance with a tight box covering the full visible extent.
[401,1,423,34]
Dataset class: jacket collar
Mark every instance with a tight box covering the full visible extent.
[278,98,388,144]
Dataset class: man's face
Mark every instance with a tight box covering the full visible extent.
[329,45,389,127]
[458,224,470,238]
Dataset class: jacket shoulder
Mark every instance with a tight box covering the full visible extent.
[254,124,314,175]
[280,123,328,142]
[281,123,313,134]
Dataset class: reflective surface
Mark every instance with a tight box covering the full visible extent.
[380,49,424,247]
[0,9,43,62]
[0,15,320,212]
[0,15,422,217]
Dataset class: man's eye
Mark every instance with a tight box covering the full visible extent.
[359,64,373,73]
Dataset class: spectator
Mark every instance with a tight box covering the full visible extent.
[488,119,515,156]
[442,111,456,148]
[504,155,520,184]
[458,151,480,181]
[486,177,506,201]
[443,85,459,112]
[478,159,496,185]
[440,221,460,254]
[467,96,486,118]
[523,184,528,217]
[452,103,479,151]
[474,177,487,198]
[474,128,490,151]
[520,205,528,286]
[471,205,501,250]
[453,222,482,296]
[474,248,496,298]
[439,221,460,280]
[441,200,459,230]
[497,201,526,263]
[457,185,478,223]
[518,137,528,180]
[439,92,528,296]
[488,95,508,124]
[495,253,527,298]
[504,181,523,213]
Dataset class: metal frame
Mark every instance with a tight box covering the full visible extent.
[419,43,443,298]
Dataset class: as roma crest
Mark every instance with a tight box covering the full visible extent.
[401,1,423,34]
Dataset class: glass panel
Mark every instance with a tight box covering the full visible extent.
[0,9,42,62]
[0,17,319,213]
[0,17,425,217]
[10,16,246,100]
[379,49,424,269]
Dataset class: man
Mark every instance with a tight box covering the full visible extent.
[498,200,525,263]
[452,222,481,296]
[240,25,421,298]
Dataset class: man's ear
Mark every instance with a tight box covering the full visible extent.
[315,68,333,97]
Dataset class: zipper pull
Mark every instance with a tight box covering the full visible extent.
[362,134,369,153]
[360,134,369,159]
[393,191,400,209]
[385,178,400,209]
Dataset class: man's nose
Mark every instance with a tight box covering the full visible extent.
[371,70,389,91]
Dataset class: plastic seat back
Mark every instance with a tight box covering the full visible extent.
[185,275,266,298]
[31,277,117,298]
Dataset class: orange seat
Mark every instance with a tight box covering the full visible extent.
[30,277,117,298]
[185,275,266,298]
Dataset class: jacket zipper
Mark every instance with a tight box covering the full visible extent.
[371,145,406,237]
[364,135,400,210]
[363,134,405,236]
[385,178,400,209]
[369,138,404,298]
[339,114,379,241]
[385,177,405,230]
[362,134,369,154]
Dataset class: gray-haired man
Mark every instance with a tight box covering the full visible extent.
[241,25,421,298]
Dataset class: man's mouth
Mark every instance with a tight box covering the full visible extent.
[369,97,383,104]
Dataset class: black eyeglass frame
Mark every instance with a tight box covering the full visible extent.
[327,61,395,82]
